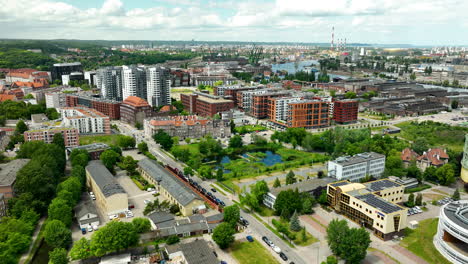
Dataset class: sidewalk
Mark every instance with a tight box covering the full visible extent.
[19,217,46,264]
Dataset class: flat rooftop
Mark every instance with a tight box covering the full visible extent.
[197,96,233,104]
[364,179,402,192]
[355,193,404,214]
[331,152,385,167]
[444,200,468,230]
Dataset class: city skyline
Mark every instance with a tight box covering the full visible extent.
[1,0,467,46]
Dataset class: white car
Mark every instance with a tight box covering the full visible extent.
[92,225,99,231]
[109,214,118,220]
[273,246,281,254]
[87,225,93,232]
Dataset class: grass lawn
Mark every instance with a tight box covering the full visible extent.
[234,125,268,134]
[79,134,123,145]
[230,240,280,264]
[396,120,468,152]
[257,205,275,217]
[400,218,451,264]
[292,228,318,246]
[171,88,194,93]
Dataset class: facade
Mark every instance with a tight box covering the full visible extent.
[146,66,171,107]
[433,200,468,264]
[62,72,84,86]
[74,200,100,229]
[170,69,190,87]
[138,158,204,216]
[328,152,386,182]
[195,94,234,117]
[333,100,359,124]
[180,93,199,113]
[0,159,30,202]
[144,115,231,139]
[120,96,153,126]
[264,178,333,209]
[66,94,121,119]
[401,148,419,168]
[45,92,66,109]
[462,135,468,183]
[85,161,128,215]
[252,91,291,119]
[327,179,407,240]
[84,71,96,86]
[416,148,449,171]
[122,66,147,101]
[191,74,236,86]
[24,127,79,147]
[268,98,330,128]
[97,66,123,101]
[60,107,111,134]
[220,109,246,125]
[51,62,83,81]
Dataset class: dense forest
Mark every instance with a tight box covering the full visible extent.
[0,48,56,70]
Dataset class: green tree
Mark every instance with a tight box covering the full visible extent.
[251,180,269,204]
[183,166,193,176]
[410,72,416,80]
[407,193,415,207]
[223,205,240,227]
[212,223,235,249]
[48,198,72,226]
[137,142,148,153]
[229,135,243,149]
[289,210,301,231]
[15,120,28,134]
[52,133,65,149]
[435,164,455,185]
[344,91,357,99]
[90,221,139,257]
[415,193,423,206]
[326,219,370,263]
[273,178,281,188]
[451,100,459,109]
[117,135,136,149]
[452,188,460,201]
[153,130,174,150]
[57,176,82,204]
[166,235,180,245]
[70,238,91,260]
[412,137,429,154]
[44,220,72,249]
[230,120,236,133]
[132,218,151,233]
[216,168,224,181]
[48,247,69,264]
[286,170,297,185]
[274,189,302,218]
[100,149,121,172]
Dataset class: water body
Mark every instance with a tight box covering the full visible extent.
[271,60,350,79]
[218,151,284,173]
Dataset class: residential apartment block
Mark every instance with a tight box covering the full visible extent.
[96,66,124,101]
[146,66,171,107]
[268,98,329,129]
[45,92,66,109]
[24,127,79,147]
[327,179,407,240]
[180,93,234,117]
[60,107,111,134]
[333,100,359,124]
[144,115,231,139]
[66,94,121,119]
[327,152,386,182]
[122,66,147,101]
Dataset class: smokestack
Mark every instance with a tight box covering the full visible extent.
[331,26,334,50]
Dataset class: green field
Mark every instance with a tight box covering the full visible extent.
[79,134,123,145]
[400,218,451,264]
[234,125,268,134]
[396,121,468,152]
[230,240,280,264]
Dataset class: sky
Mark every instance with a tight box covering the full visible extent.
[0,0,467,45]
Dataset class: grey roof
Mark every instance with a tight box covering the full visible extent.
[364,179,402,192]
[74,200,98,218]
[444,201,468,229]
[188,214,205,223]
[67,143,109,152]
[0,159,30,186]
[138,158,202,206]
[166,239,218,264]
[270,178,333,196]
[355,193,403,214]
[205,213,224,222]
[31,113,49,123]
[148,211,175,225]
[331,152,385,167]
[85,161,126,197]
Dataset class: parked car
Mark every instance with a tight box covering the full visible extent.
[246,236,254,242]
[144,199,151,205]
[262,236,270,244]
[81,228,87,235]
[211,188,217,193]
[279,252,288,261]
[109,214,117,220]
[87,225,93,232]
[92,225,99,231]
[147,187,154,192]
[220,201,226,207]
[273,246,281,254]
[128,204,135,209]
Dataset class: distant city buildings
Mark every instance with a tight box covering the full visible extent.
[170,69,190,87]
[6,68,50,83]
[60,107,111,134]
[328,152,386,182]
[24,127,79,147]
[96,66,124,101]
[180,92,234,117]
[144,115,231,139]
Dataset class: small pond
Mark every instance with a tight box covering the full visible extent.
[218,151,283,173]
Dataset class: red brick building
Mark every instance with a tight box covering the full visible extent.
[66,94,121,119]
[180,94,199,113]
[251,92,290,119]
[120,96,153,125]
[24,127,79,147]
[269,98,329,129]
[333,100,359,124]
[181,93,234,117]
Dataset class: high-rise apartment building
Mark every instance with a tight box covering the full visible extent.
[97,66,123,101]
[146,67,171,107]
[122,66,147,101]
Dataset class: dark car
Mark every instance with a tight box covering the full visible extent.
[246,235,254,242]
[211,188,217,192]
[201,188,207,194]
[220,201,226,207]
[279,252,288,261]
[128,204,135,209]
[81,228,87,235]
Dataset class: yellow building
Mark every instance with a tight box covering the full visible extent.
[461,134,468,183]
[327,179,408,240]
[138,158,204,216]
[86,161,128,216]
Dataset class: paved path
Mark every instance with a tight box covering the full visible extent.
[19,217,46,264]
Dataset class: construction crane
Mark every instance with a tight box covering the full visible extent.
[248,44,263,66]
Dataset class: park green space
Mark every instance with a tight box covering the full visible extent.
[396,120,468,152]
[230,240,280,264]
[234,125,268,134]
[79,134,124,145]
[400,218,451,264]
